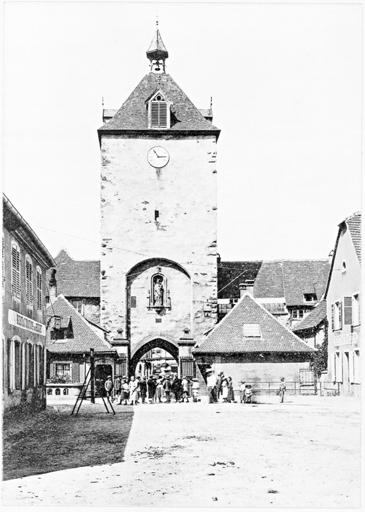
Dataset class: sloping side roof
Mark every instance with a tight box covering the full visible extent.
[46,295,112,353]
[194,293,315,354]
[346,212,361,263]
[48,250,100,298]
[218,261,262,299]
[98,73,219,133]
[253,260,330,306]
[3,194,55,268]
[325,212,361,298]
[292,300,327,332]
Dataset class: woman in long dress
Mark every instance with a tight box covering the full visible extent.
[227,376,235,403]
[221,376,229,402]
[129,376,139,405]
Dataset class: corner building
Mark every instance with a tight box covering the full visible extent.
[98,28,220,377]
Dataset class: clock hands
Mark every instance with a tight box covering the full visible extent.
[153,149,167,159]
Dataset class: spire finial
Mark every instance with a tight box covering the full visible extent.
[146,22,168,73]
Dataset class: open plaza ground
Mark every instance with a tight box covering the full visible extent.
[2,395,361,508]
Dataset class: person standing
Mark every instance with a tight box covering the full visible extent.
[206,370,217,404]
[221,375,229,402]
[139,377,147,404]
[278,377,286,403]
[215,372,223,402]
[129,376,139,405]
[239,381,246,403]
[120,378,129,405]
[147,376,156,403]
[181,376,190,402]
[163,376,172,403]
[155,377,163,403]
[113,376,121,402]
[227,376,235,403]
[192,378,200,402]
[104,375,113,399]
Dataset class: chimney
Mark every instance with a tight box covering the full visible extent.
[239,279,254,297]
[49,268,57,304]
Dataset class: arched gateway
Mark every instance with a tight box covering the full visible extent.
[129,337,179,377]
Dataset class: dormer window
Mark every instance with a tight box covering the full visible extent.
[303,293,317,302]
[148,91,171,129]
[243,323,261,338]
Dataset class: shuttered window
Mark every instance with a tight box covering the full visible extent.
[14,341,21,390]
[36,267,42,310]
[151,101,168,128]
[11,242,21,298]
[344,297,352,325]
[331,304,335,331]
[25,256,33,305]
[72,362,80,382]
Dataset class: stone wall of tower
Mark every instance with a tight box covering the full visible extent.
[100,134,218,347]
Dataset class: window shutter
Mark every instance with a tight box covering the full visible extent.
[344,297,352,325]
[159,102,167,127]
[331,304,335,331]
[50,362,56,377]
[72,362,80,382]
[151,102,159,127]
[339,302,343,329]
[12,246,21,298]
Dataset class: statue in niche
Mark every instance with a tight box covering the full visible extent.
[153,276,164,307]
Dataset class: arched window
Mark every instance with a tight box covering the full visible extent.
[8,339,15,391]
[36,266,42,311]
[148,91,170,129]
[25,255,33,309]
[63,388,69,395]
[55,388,61,396]
[11,240,21,299]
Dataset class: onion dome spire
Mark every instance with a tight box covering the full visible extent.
[146,20,168,73]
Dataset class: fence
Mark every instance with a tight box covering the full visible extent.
[235,381,317,396]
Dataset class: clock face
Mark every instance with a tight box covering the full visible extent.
[147,146,170,168]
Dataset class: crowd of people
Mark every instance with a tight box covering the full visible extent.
[103,374,200,405]
[103,372,287,405]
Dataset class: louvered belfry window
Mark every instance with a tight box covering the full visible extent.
[11,242,21,298]
[25,256,33,304]
[150,93,168,128]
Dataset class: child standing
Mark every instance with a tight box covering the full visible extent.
[278,377,286,403]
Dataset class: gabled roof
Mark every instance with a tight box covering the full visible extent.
[253,260,330,307]
[325,212,361,298]
[194,293,315,354]
[47,250,100,298]
[292,299,327,332]
[46,295,113,354]
[98,73,220,135]
[218,261,262,299]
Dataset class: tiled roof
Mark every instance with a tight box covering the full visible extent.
[292,300,327,332]
[46,295,113,354]
[218,261,262,299]
[346,212,361,263]
[194,293,315,354]
[98,73,220,134]
[48,250,100,298]
[253,260,330,307]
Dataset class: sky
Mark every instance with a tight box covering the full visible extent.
[2,0,363,262]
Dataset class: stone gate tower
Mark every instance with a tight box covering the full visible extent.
[98,26,220,376]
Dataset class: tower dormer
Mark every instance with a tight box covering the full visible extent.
[146,22,169,73]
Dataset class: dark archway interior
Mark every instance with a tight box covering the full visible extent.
[130,338,179,376]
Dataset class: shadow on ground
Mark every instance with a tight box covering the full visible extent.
[2,405,134,480]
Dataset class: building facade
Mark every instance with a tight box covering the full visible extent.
[194,292,315,394]
[326,212,361,396]
[2,194,55,411]
[98,27,219,377]
[46,295,120,403]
